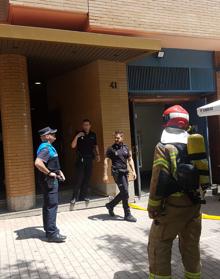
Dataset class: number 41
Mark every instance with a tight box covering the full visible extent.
[110,82,117,89]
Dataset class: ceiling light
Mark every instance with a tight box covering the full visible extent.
[34,81,42,85]
[157,51,165,58]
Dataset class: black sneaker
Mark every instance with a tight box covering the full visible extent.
[124,215,137,222]
[47,234,66,243]
[105,203,115,217]
[70,198,76,205]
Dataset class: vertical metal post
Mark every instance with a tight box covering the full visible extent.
[204,97,213,186]
[130,101,142,198]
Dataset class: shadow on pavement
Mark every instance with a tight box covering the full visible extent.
[96,233,149,275]
[96,224,220,279]
[1,259,73,279]
[88,213,124,221]
[14,226,46,241]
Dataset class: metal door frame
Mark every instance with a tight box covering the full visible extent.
[129,100,142,198]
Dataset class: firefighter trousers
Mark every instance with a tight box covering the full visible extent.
[148,199,201,279]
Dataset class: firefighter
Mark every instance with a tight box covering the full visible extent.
[147,105,209,279]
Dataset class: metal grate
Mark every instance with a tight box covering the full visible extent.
[128,65,190,91]
[191,68,215,91]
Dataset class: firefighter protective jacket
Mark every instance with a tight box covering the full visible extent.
[147,138,209,217]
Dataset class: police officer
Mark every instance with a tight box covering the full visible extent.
[35,127,66,243]
[71,119,100,204]
[103,131,137,222]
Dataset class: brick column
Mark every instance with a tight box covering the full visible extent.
[0,54,35,211]
[98,60,134,199]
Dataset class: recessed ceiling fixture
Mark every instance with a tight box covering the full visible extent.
[157,51,165,58]
[34,81,42,85]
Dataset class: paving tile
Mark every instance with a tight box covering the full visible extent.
[0,197,220,279]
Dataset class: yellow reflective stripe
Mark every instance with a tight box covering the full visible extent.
[170,192,184,197]
[153,159,169,170]
[153,158,169,166]
[149,273,172,279]
[148,198,161,207]
[170,156,177,160]
[170,153,177,157]
[153,162,169,170]
[170,151,178,155]
[170,157,177,177]
[184,271,201,279]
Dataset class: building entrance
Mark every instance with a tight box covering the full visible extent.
[0,25,160,211]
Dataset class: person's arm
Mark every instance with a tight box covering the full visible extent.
[103,157,110,183]
[35,158,57,178]
[95,145,101,162]
[147,144,168,219]
[71,132,84,149]
[93,133,100,162]
[128,151,137,180]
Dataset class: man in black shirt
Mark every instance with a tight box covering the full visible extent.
[71,119,100,204]
[103,131,137,222]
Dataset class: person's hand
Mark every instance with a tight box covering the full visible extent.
[48,172,57,178]
[61,174,66,181]
[77,132,85,138]
[103,175,109,183]
[96,155,101,162]
[59,171,66,182]
[132,172,137,180]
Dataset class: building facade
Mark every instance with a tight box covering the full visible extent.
[0,0,219,211]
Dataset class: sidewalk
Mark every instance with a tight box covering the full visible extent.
[0,196,220,279]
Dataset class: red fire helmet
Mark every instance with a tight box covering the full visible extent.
[162,105,189,130]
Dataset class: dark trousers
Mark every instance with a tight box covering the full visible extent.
[108,171,130,216]
[72,158,93,200]
[43,177,59,238]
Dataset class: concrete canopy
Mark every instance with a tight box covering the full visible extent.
[0,24,161,80]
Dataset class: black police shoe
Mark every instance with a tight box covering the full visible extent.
[124,214,137,222]
[47,233,66,243]
[105,203,115,217]
[58,233,67,240]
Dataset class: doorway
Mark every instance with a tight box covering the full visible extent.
[29,81,65,194]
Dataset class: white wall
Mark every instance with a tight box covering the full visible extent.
[135,104,164,171]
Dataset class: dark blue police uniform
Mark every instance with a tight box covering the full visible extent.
[37,142,60,238]
[106,143,131,216]
[72,131,97,201]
